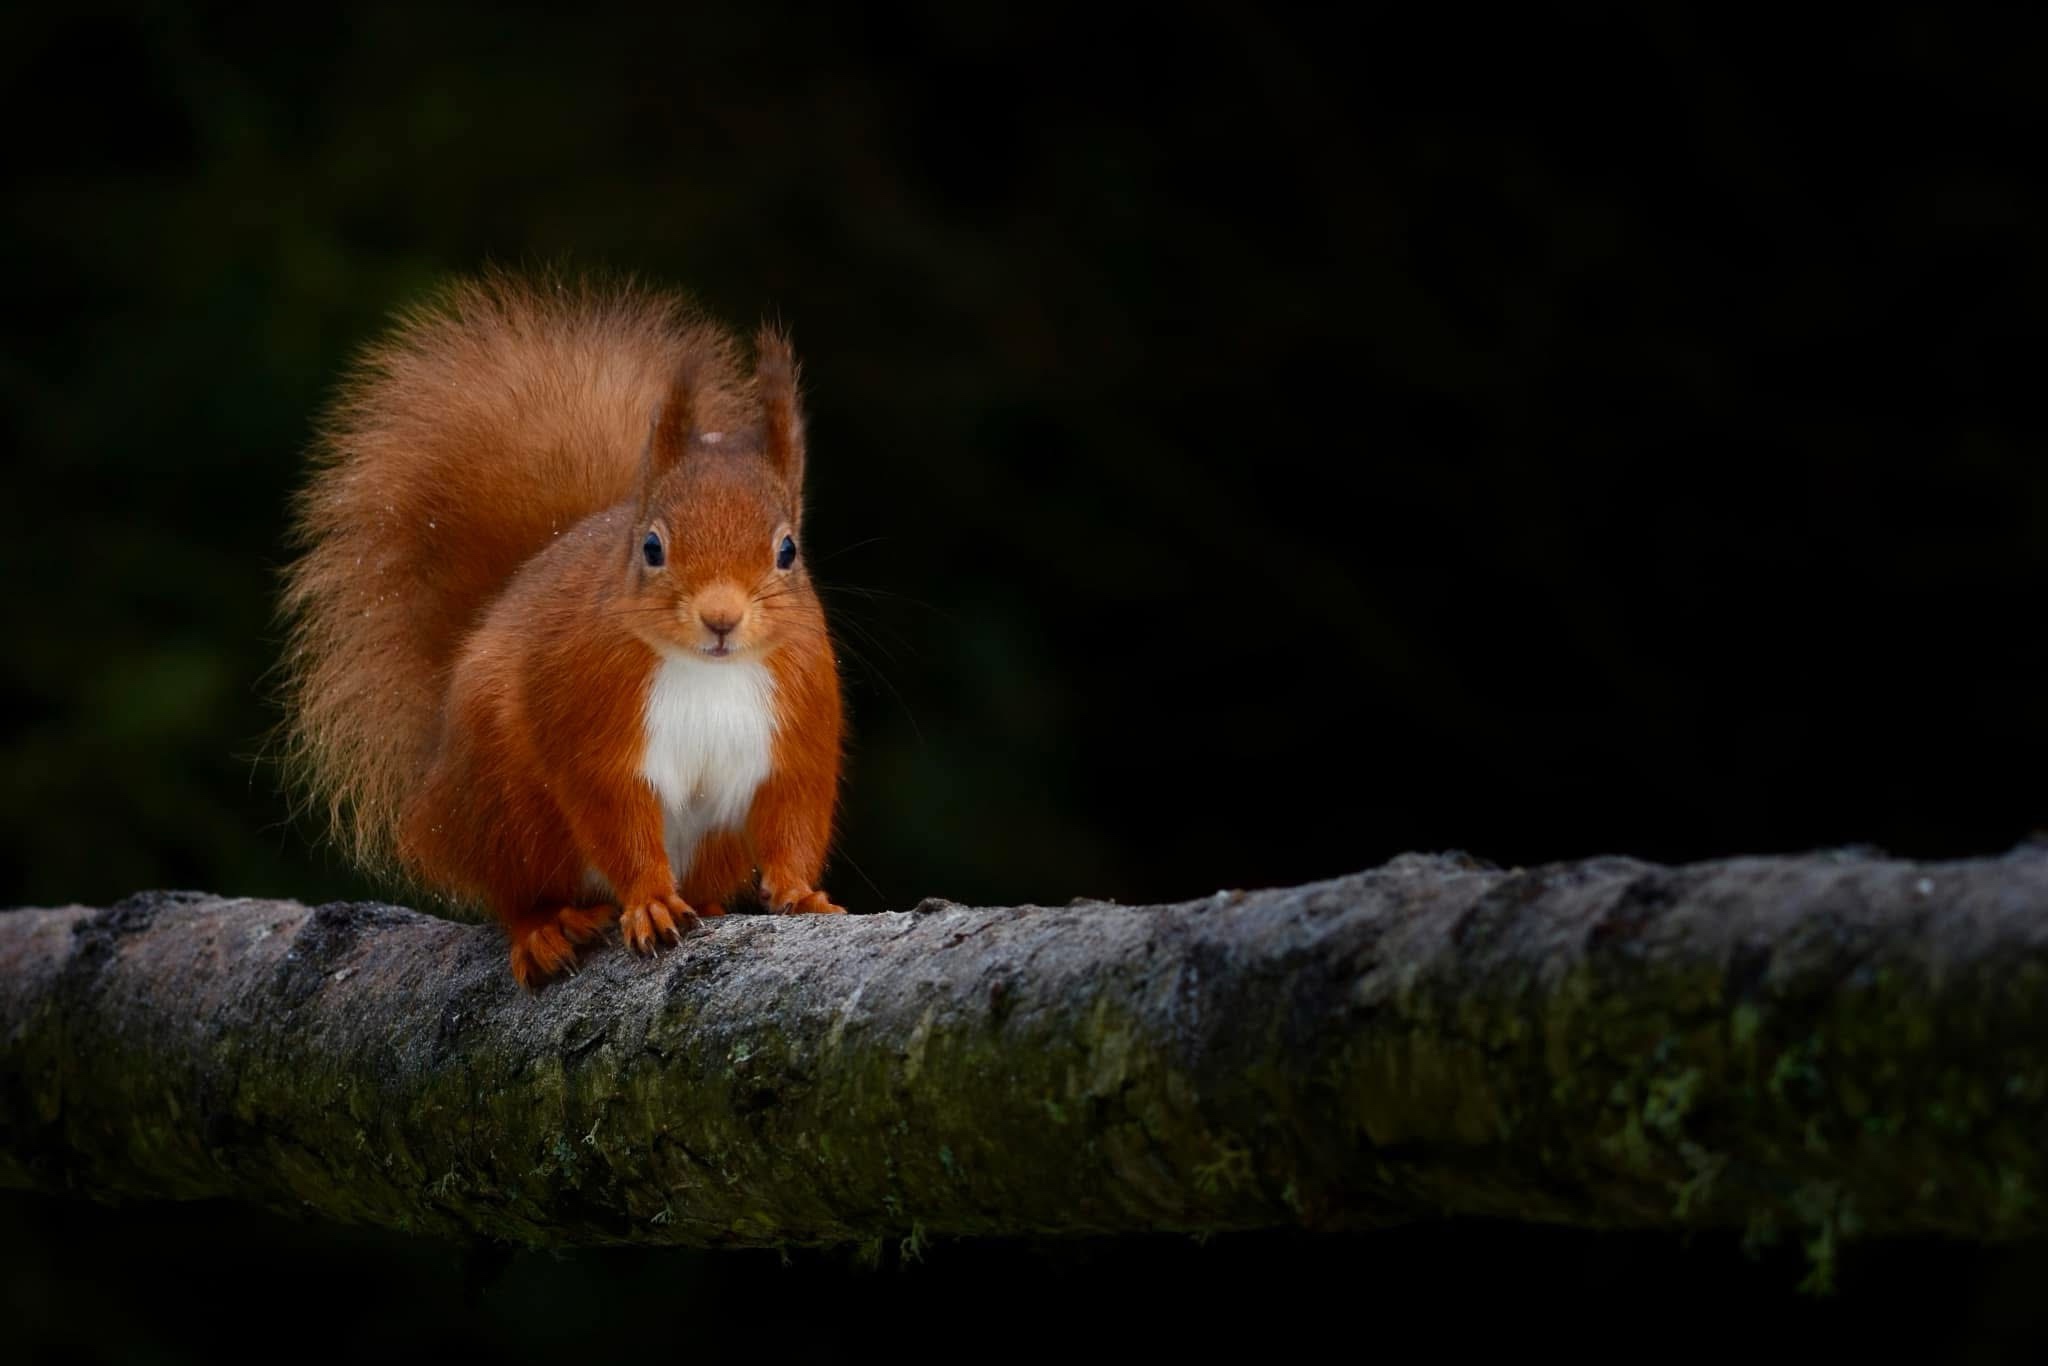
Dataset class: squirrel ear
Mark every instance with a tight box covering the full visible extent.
[645,356,700,482]
[754,323,804,487]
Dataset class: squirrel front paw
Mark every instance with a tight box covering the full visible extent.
[620,891,701,954]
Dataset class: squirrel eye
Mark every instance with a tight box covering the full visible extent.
[642,530,665,568]
[776,534,798,571]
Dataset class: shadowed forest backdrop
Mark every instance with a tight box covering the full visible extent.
[4,2,2047,1359]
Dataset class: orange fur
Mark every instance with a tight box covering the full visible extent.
[281,272,844,987]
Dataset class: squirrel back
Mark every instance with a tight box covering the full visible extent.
[281,272,754,882]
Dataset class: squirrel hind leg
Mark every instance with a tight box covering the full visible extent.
[555,903,618,944]
[505,903,618,989]
[778,888,846,916]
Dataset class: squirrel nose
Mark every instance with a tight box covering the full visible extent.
[698,607,741,637]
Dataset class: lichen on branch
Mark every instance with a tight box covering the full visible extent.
[3,846,2046,1254]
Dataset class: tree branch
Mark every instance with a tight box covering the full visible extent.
[5,847,2047,1250]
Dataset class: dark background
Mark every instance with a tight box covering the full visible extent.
[4,3,2046,1359]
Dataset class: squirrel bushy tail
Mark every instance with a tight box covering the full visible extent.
[280,271,746,878]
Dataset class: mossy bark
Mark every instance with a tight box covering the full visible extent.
[4,847,2047,1252]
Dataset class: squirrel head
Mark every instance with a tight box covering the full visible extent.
[625,326,820,662]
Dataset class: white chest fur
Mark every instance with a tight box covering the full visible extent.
[639,653,778,879]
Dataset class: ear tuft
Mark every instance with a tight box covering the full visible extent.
[646,354,701,480]
[755,323,804,486]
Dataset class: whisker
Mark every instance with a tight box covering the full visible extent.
[590,585,928,751]
[829,614,905,670]
[812,536,890,565]
[826,842,889,908]
[820,627,926,750]
[818,583,948,617]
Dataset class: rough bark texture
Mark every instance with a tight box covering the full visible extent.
[4,847,2047,1257]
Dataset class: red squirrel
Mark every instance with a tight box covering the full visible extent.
[281,272,845,987]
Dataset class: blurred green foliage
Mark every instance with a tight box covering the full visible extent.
[5,3,2048,1356]
[3,3,2045,917]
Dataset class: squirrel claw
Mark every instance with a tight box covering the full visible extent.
[769,886,846,916]
[621,893,700,955]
